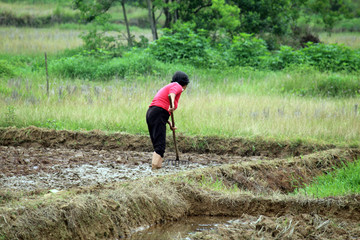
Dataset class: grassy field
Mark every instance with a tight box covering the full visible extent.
[319,32,360,49]
[1,68,359,146]
[0,1,76,16]
[0,26,152,55]
[0,27,83,55]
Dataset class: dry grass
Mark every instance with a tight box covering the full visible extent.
[181,93,360,144]
[0,27,83,55]
[0,2,67,17]
[319,32,360,49]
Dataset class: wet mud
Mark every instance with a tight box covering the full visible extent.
[0,127,359,240]
[0,145,258,191]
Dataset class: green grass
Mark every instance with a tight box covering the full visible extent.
[0,67,359,146]
[294,159,360,197]
[199,175,239,193]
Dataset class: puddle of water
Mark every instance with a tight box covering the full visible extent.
[128,216,235,240]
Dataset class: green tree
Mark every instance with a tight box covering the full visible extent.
[231,0,301,35]
[305,0,352,35]
[73,0,134,47]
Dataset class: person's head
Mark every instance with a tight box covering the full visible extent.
[171,71,189,89]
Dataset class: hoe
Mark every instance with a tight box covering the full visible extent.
[165,95,189,167]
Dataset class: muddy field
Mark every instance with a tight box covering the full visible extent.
[0,127,359,240]
[0,145,253,191]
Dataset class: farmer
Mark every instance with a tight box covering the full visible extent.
[146,71,189,169]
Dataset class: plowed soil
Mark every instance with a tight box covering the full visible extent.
[0,145,253,191]
[0,127,359,240]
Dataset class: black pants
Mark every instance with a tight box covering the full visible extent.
[146,106,170,158]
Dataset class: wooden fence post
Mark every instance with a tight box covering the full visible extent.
[45,52,49,97]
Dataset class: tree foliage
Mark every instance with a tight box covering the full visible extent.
[305,0,352,34]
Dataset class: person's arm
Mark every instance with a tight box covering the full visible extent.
[167,120,177,131]
[168,93,176,113]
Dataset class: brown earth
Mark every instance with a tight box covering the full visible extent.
[0,126,334,157]
[0,127,359,240]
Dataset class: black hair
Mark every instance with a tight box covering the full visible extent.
[171,71,189,86]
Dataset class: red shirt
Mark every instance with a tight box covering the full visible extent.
[149,82,184,114]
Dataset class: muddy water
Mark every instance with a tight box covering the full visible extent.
[128,216,237,240]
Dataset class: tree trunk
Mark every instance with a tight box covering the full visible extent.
[163,0,171,28]
[172,0,178,23]
[146,0,157,40]
[152,6,158,39]
[121,0,132,46]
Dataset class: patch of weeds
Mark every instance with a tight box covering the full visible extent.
[43,119,63,130]
[199,175,239,193]
[251,145,256,154]
[3,106,16,126]
[194,139,209,152]
[290,173,305,191]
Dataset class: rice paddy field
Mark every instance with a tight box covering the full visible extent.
[0,1,360,239]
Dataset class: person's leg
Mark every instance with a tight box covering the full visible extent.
[146,107,169,169]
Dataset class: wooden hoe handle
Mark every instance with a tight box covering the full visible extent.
[168,95,179,161]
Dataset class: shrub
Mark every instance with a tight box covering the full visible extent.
[266,46,306,70]
[148,24,211,67]
[301,43,360,72]
[227,33,269,67]
[50,55,100,79]
[49,50,167,80]
[0,60,15,78]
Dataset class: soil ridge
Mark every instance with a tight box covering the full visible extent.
[0,126,334,157]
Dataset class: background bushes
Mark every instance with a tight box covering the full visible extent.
[147,29,360,73]
[301,43,360,72]
[49,51,167,80]
[227,33,269,67]
[148,25,211,67]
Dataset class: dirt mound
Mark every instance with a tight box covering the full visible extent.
[1,178,360,239]
[0,126,334,157]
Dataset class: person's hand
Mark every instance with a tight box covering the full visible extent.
[168,107,175,113]
[167,120,177,131]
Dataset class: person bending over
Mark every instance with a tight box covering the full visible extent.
[146,71,189,169]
